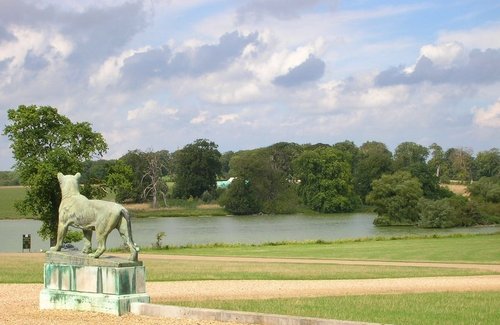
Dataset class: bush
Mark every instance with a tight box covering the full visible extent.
[219,178,261,215]
[418,196,483,228]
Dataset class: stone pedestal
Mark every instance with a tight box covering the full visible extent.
[40,251,150,315]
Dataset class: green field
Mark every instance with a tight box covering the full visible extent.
[162,233,500,263]
[168,292,500,325]
[1,234,499,324]
[0,186,28,219]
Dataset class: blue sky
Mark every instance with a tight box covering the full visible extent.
[1,0,499,170]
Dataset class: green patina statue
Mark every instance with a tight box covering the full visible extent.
[50,172,139,261]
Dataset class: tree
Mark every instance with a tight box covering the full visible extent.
[367,171,423,225]
[475,149,499,178]
[226,145,299,214]
[173,139,222,198]
[3,105,107,244]
[219,177,261,215]
[393,141,443,199]
[445,147,474,182]
[428,143,446,179]
[293,146,359,213]
[141,150,169,208]
[105,159,134,203]
[353,141,393,201]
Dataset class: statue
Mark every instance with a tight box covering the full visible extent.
[50,172,139,261]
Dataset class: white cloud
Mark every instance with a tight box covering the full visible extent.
[0,26,73,69]
[419,42,466,68]
[89,47,150,88]
[216,113,239,124]
[473,99,500,128]
[190,111,209,124]
[437,22,500,50]
[127,100,178,121]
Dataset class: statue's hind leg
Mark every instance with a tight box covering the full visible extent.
[118,217,138,261]
[82,229,92,254]
[89,233,107,258]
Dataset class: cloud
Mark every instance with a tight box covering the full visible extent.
[119,31,259,87]
[375,48,500,86]
[473,99,500,128]
[190,111,209,124]
[273,54,325,87]
[237,0,337,22]
[216,114,239,124]
[127,100,178,121]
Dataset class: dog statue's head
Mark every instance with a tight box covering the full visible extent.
[57,172,81,198]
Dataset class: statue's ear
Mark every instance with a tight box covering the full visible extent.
[57,172,63,182]
[75,172,81,180]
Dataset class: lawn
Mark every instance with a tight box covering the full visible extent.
[0,186,27,219]
[163,233,500,263]
[167,291,500,325]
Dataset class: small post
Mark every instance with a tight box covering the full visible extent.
[22,234,31,252]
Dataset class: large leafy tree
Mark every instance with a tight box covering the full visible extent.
[3,105,107,244]
[475,148,499,178]
[293,146,358,213]
[353,141,393,201]
[173,139,222,198]
[393,141,444,199]
[224,145,299,214]
[367,171,423,225]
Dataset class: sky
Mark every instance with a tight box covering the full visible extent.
[1,0,499,170]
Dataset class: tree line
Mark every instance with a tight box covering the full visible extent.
[3,106,499,243]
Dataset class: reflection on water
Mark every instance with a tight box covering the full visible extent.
[1,213,497,252]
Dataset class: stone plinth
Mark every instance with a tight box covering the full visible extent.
[40,251,150,315]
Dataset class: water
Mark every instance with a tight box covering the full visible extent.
[1,213,497,252]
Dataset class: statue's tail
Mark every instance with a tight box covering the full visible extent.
[122,208,139,251]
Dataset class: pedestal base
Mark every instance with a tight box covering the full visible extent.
[40,251,150,315]
[40,289,150,316]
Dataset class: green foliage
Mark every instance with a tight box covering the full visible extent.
[468,176,500,203]
[294,146,359,213]
[393,142,443,199]
[225,144,300,214]
[173,139,222,198]
[63,229,84,244]
[2,105,107,242]
[353,141,393,200]
[105,159,134,202]
[219,178,261,215]
[417,196,482,228]
[474,148,499,178]
[444,147,474,182]
[0,171,20,186]
[367,171,423,224]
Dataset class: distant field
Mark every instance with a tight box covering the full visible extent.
[0,186,27,219]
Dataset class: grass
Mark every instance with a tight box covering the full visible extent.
[142,258,492,281]
[1,239,497,283]
[162,233,500,263]
[166,291,500,325]
[0,254,44,283]
[0,186,28,219]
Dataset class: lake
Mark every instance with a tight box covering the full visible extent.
[1,213,497,252]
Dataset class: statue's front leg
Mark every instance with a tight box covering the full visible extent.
[50,222,68,251]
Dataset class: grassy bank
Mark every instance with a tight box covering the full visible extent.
[2,233,499,283]
[167,292,500,325]
[156,233,500,263]
[0,186,29,219]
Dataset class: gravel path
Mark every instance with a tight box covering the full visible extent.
[1,254,499,324]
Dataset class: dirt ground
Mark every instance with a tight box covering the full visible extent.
[1,254,499,324]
